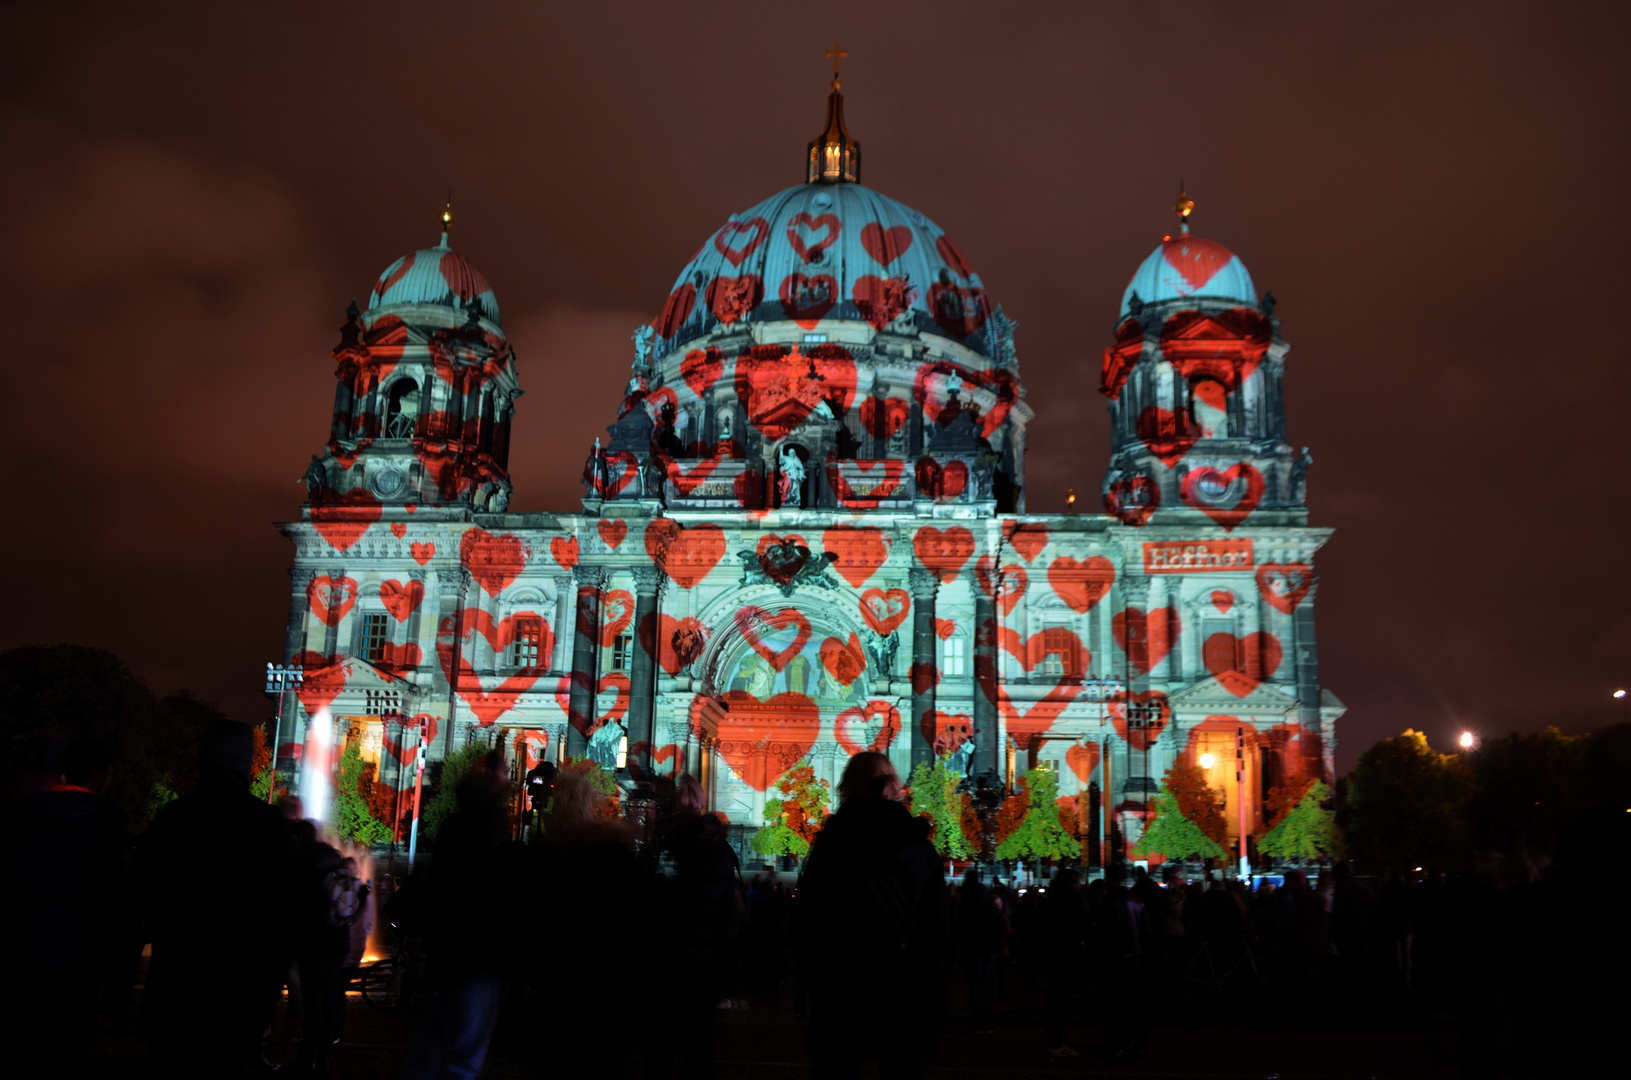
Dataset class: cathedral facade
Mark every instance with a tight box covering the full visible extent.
[275,75,1343,862]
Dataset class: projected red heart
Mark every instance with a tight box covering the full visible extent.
[852,275,917,329]
[380,713,440,765]
[778,273,837,328]
[600,590,635,647]
[638,613,708,675]
[307,576,357,626]
[1256,563,1312,614]
[1106,474,1160,526]
[452,609,554,660]
[1108,691,1170,750]
[910,663,940,696]
[706,274,762,326]
[645,519,726,588]
[598,518,628,550]
[822,525,888,588]
[1162,235,1233,290]
[1112,606,1180,674]
[913,525,975,583]
[1137,407,1199,467]
[859,396,909,440]
[713,217,768,267]
[656,284,695,339]
[922,710,973,756]
[993,625,1086,675]
[827,460,906,508]
[376,643,421,673]
[1004,522,1049,563]
[312,490,382,553]
[936,234,976,278]
[939,460,969,499]
[1204,631,1284,694]
[379,579,424,622]
[681,346,725,398]
[913,363,1016,437]
[861,222,913,266]
[835,701,901,756]
[786,212,841,262]
[555,671,631,736]
[390,522,407,539]
[999,684,1081,747]
[460,528,530,598]
[651,743,684,779]
[975,555,1026,616]
[818,633,867,686]
[734,606,812,671]
[1211,590,1234,614]
[1181,463,1264,531]
[859,589,910,635]
[928,282,990,339]
[734,344,857,440]
[411,542,436,566]
[1066,742,1101,782]
[663,450,725,496]
[293,651,348,714]
[755,533,810,586]
[1048,556,1115,614]
[550,535,580,570]
[935,618,957,640]
[714,690,820,791]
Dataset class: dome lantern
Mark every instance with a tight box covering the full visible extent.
[807,43,860,184]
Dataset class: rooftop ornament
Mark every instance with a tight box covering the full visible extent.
[807,42,860,184]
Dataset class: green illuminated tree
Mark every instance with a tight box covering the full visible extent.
[1134,785,1227,862]
[1258,780,1336,861]
[752,762,830,859]
[331,742,392,846]
[908,754,975,860]
[995,767,1080,862]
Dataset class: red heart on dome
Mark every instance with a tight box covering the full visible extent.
[818,633,867,687]
[835,701,901,756]
[599,590,635,647]
[713,690,820,791]
[859,588,910,636]
[786,213,841,262]
[390,522,407,539]
[1065,742,1101,782]
[373,253,416,300]
[411,541,436,565]
[551,535,579,570]
[706,274,762,326]
[927,282,990,339]
[1048,555,1115,614]
[1255,563,1312,614]
[860,396,910,440]
[311,490,382,553]
[1003,522,1049,563]
[1204,631,1284,695]
[913,525,975,583]
[460,528,531,598]
[598,519,628,549]
[656,283,696,339]
[307,576,357,626]
[778,273,837,329]
[1136,406,1200,467]
[681,346,725,399]
[1106,474,1161,526]
[861,223,913,266]
[852,274,917,330]
[1211,590,1235,614]
[645,519,727,588]
[1162,235,1234,291]
[1107,691,1170,751]
[714,217,769,267]
[1182,463,1264,531]
[638,612,708,675]
[734,606,812,671]
[379,579,424,622]
[936,235,976,279]
[975,555,1026,616]
[1112,606,1180,674]
[822,525,889,588]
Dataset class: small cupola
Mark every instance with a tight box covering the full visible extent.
[806,43,860,184]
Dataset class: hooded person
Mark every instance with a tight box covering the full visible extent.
[135,719,301,1077]
[794,751,949,1079]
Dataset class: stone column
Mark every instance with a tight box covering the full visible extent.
[551,575,574,673]
[971,572,999,785]
[909,567,940,774]
[566,566,606,757]
[1119,576,1151,806]
[625,565,666,780]
[1294,576,1322,732]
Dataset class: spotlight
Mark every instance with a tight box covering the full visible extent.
[1459,732,1475,749]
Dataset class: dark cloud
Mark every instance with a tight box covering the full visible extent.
[2,0,1626,770]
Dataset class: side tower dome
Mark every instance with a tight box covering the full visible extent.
[302,202,521,515]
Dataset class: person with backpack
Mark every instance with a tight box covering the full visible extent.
[795,751,949,1079]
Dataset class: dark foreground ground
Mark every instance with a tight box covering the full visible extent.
[87,957,1460,1079]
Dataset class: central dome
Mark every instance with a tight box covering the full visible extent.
[653,183,992,352]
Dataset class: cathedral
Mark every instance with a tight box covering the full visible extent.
[274,62,1343,866]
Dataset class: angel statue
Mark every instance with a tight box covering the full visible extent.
[777,445,806,508]
[631,324,656,370]
[587,719,625,770]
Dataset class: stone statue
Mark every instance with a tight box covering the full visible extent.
[587,719,624,770]
[777,445,806,508]
[300,454,328,497]
[489,482,511,512]
[718,409,734,441]
[865,630,899,675]
[581,437,607,498]
[630,324,655,370]
[745,656,776,698]
[1291,446,1313,505]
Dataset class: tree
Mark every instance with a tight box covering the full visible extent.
[558,756,620,818]
[420,742,489,842]
[753,762,831,859]
[1343,729,1474,872]
[995,767,1080,862]
[1163,759,1229,852]
[331,742,392,846]
[250,724,287,802]
[908,754,975,860]
[1258,779,1336,862]
[1264,775,1318,829]
[1134,786,1227,862]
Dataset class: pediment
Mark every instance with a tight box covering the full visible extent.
[1168,674,1299,714]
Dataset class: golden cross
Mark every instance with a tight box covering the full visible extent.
[826,41,848,81]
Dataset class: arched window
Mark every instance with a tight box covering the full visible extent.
[385,379,419,439]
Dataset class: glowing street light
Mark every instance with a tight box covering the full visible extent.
[1199,752,1216,769]
[1459,731,1475,750]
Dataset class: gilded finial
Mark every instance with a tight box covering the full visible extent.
[1174,180,1194,222]
[807,45,860,183]
[439,191,454,247]
[826,41,848,90]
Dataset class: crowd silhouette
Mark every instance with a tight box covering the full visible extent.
[1,724,1624,1078]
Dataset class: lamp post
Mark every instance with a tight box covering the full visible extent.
[406,717,429,872]
[263,663,303,804]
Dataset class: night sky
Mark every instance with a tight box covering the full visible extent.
[2,1,1626,772]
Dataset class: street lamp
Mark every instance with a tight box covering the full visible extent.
[1459,731,1476,750]
[1615,689,1627,724]
[1199,752,1216,770]
[263,663,304,804]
